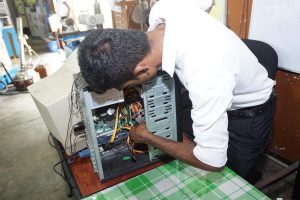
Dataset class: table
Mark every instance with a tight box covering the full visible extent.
[83,160,270,200]
[292,162,300,199]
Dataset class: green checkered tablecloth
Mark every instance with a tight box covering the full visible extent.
[84,160,269,200]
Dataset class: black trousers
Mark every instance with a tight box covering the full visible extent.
[176,78,276,183]
[226,92,276,183]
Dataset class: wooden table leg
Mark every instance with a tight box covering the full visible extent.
[292,162,300,199]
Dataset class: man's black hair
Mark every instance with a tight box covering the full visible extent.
[78,28,151,93]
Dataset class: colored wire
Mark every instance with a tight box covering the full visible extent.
[126,134,147,155]
[110,106,120,143]
[127,136,130,145]
[133,149,147,154]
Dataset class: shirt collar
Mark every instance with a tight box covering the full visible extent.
[161,23,176,77]
[148,0,176,77]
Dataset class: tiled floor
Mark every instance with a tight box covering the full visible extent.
[0,37,297,199]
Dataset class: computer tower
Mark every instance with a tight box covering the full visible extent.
[74,71,182,182]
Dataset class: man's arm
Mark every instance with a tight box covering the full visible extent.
[129,123,223,172]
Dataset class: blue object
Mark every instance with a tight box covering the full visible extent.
[60,32,88,42]
[61,31,89,51]
[47,40,59,52]
[78,148,90,158]
[1,26,20,58]
[97,135,110,146]
[65,40,80,51]
[0,66,20,90]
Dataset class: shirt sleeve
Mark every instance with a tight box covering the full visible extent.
[190,74,234,167]
[183,52,235,168]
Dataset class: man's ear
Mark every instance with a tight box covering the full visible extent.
[134,64,149,77]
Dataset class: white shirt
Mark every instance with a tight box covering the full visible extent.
[148,0,214,31]
[148,1,274,167]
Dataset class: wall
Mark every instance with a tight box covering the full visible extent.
[227,0,252,38]
[249,0,300,74]
[269,70,300,162]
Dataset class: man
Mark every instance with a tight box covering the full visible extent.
[78,0,276,182]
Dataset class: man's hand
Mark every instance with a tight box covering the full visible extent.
[129,123,223,172]
[129,123,151,143]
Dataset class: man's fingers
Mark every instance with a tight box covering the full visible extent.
[129,126,136,134]
[136,118,145,124]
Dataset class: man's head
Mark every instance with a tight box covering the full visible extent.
[78,28,152,93]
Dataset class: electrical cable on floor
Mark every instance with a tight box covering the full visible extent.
[50,133,69,182]
[53,159,77,198]
[53,160,67,182]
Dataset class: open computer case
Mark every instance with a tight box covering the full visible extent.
[74,71,182,182]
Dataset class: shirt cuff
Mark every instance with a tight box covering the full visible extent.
[193,144,227,168]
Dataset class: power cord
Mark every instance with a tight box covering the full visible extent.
[48,134,67,182]
[53,159,75,198]
[65,78,84,156]
[48,133,56,148]
[49,133,78,198]
[53,160,67,182]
